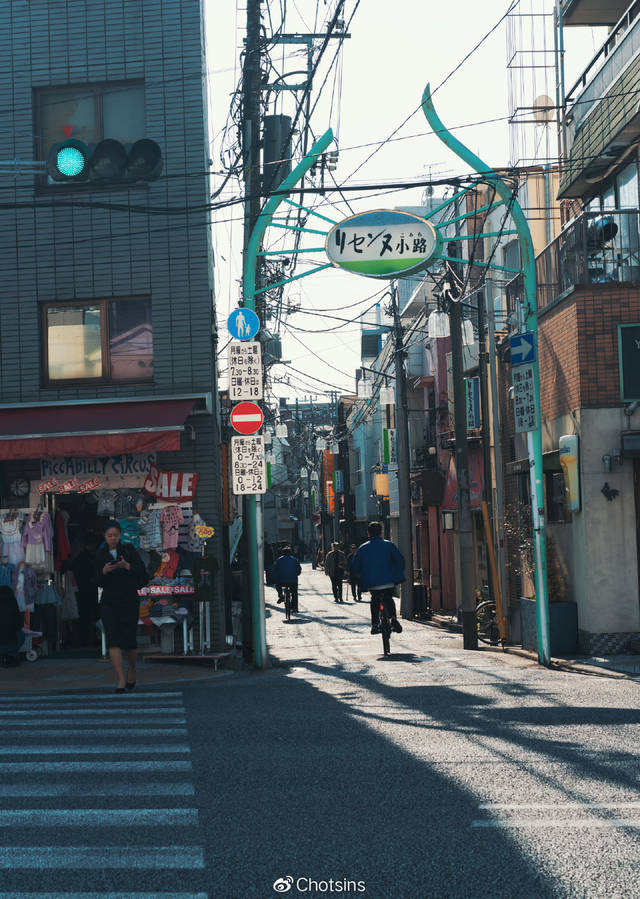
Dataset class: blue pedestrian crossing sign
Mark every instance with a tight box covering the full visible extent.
[227,307,260,341]
[509,331,536,366]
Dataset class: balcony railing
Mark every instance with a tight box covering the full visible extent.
[565,1,640,149]
[508,210,640,313]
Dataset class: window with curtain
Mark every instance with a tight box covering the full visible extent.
[43,297,153,384]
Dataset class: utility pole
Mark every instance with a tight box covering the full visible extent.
[390,283,415,619]
[447,234,478,651]
[241,0,266,666]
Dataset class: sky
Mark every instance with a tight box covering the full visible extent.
[205,0,604,403]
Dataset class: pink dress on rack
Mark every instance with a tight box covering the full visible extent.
[21,511,53,567]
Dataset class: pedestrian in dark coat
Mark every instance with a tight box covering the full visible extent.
[95,520,147,693]
[0,586,24,666]
[324,542,347,602]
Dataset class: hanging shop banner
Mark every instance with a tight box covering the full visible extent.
[41,453,156,480]
[325,209,440,279]
[231,435,267,495]
[382,428,397,464]
[229,341,263,401]
[465,377,481,430]
[143,464,198,501]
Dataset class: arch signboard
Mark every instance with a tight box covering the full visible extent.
[325,209,441,279]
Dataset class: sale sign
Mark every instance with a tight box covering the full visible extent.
[143,464,198,501]
[58,478,80,494]
[37,478,59,495]
[77,478,102,493]
[195,524,215,539]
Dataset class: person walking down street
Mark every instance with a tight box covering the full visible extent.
[324,542,347,602]
[346,544,362,602]
[95,521,148,693]
[350,522,405,634]
[0,586,24,667]
[271,546,302,613]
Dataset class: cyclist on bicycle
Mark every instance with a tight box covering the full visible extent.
[350,522,404,635]
[271,546,302,613]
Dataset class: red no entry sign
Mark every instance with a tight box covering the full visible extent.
[230,401,264,435]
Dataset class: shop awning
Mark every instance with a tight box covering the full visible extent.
[441,447,484,512]
[0,398,196,460]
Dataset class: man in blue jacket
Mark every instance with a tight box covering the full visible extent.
[350,522,404,635]
[271,546,302,613]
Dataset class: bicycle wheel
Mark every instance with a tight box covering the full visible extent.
[284,587,291,622]
[476,600,500,645]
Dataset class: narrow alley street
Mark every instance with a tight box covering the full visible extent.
[0,565,638,899]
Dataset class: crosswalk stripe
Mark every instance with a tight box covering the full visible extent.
[13,728,188,736]
[0,693,184,702]
[0,761,192,772]
[0,809,198,826]
[0,708,184,716]
[0,718,187,726]
[0,782,195,797]
[0,846,205,868]
[472,819,640,828]
[0,744,190,755]
[0,894,209,898]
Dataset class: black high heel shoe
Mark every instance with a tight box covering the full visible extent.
[125,680,136,691]
[115,686,126,694]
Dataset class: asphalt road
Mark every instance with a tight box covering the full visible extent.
[0,563,639,899]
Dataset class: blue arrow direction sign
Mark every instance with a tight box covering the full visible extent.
[509,331,536,366]
[228,307,260,341]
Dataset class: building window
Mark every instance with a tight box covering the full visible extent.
[43,297,153,384]
[36,82,145,187]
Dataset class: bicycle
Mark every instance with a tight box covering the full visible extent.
[282,584,294,622]
[476,600,500,645]
[373,592,392,656]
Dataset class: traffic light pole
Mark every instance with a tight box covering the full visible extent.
[422,83,550,665]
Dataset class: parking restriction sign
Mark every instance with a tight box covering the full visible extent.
[512,362,538,433]
[229,341,263,401]
[231,435,267,495]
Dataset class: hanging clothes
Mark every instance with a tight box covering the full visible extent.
[118,517,141,548]
[0,512,25,566]
[54,510,71,571]
[0,562,16,588]
[139,509,162,550]
[160,505,183,550]
[21,510,53,568]
[11,563,37,612]
[60,572,79,621]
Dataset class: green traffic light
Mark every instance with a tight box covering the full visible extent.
[56,145,86,177]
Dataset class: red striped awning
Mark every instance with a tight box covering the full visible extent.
[0,399,195,460]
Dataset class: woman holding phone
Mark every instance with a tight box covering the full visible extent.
[95,520,147,693]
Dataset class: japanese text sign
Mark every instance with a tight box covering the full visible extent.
[231,435,267,495]
[512,363,538,433]
[326,209,439,279]
[229,341,263,400]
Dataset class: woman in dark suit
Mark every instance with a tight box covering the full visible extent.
[95,520,146,693]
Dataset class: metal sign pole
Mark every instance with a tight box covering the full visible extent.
[422,83,550,665]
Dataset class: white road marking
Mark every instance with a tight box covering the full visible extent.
[0,847,205,868]
[0,761,192,772]
[0,809,198,826]
[0,782,195,797]
[0,744,189,755]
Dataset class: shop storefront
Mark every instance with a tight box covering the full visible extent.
[0,396,221,661]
